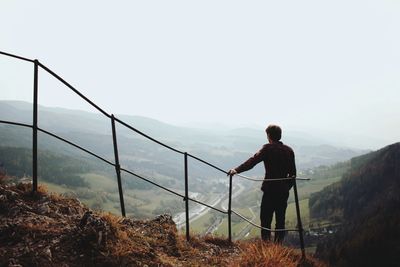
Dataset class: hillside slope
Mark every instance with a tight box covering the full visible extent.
[0,182,325,267]
[309,142,400,266]
[0,100,368,169]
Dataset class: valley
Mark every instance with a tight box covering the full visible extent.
[0,100,382,255]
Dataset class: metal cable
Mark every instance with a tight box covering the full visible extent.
[40,123,221,213]
[120,166,227,214]
[0,120,229,216]
[0,51,312,233]
[38,62,112,119]
[235,173,310,182]
[187,153,228,175]
[0,50,35,63]
[231,210,299,232]
[37,127,115,166]
[0,51,233,178]
[0,120,33,129]
[114,117,184,155]
[187,196,228,214]
[120,167,185,198]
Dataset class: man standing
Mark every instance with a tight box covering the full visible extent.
[227,124,296,242]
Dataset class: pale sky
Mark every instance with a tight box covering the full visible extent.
[1,0,399,148]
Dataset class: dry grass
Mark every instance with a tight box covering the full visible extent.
[1,182,326,267]
[38,184,49,194]
[102,213,140,256]
[13,182,48,197]
[234,240,326,267]
[172,233,240,266]
[17,182,65,202]
[20,220,62,236]
[95,213,325,267]
[99,211,157,264]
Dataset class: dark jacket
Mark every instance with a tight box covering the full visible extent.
[235,141,296,193]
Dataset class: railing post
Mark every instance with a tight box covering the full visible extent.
[293,177,306,258]
[111,114,126,217]
[228,174,233,242]
[32,59,39,193]
[184,152,190,241]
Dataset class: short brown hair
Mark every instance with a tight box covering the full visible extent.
[266,124,282,141]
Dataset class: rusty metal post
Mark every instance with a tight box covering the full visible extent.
[293,177,306,258]
[184,152,190,241]
[228,174,233,242]
[111,115,126,217]
[32,60,39,192]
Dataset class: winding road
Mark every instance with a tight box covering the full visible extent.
[173,182,246,229]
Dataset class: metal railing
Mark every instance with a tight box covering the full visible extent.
[0,50,308,257]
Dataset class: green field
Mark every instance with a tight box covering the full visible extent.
[83,173,118,192]
[189,212,214,233]
[226,171,343,240]
[43,177,327,244]
[293,176,341,201]
[286,199,310,228]
[211,207,254,238]
[42,172,183,218]
[44,182,72,194]
[243,198,309,239]
[40,166,340,242]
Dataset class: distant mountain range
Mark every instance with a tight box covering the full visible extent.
[0,100,369,173]
[310,142,400,266]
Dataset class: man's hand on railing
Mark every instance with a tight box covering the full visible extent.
[227,169,237,176]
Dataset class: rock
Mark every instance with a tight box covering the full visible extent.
[98,231,103,245]
[9,206,21,217]
[0,183,251,267]
[4,189,18,200]
[153,214,174,225]
[7,258,20,266]
[38,203,50,214]
[78,211,110,247]
[43,247,52,259]
[79,211,92,228]
[0,194,7,201]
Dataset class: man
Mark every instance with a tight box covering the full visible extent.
[227,124,296,242]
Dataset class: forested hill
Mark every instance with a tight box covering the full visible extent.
[0,147,91,187]
[309,142,400,267]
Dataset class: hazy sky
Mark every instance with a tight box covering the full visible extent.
[1,0,399,147]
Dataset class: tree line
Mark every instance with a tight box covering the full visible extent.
[309,142,400,266]
[0,146,91,187]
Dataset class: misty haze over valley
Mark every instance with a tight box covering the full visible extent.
[1,1,399,265]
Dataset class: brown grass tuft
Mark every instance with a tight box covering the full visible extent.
[0,182,326,266]
[37,184,48,194]
[234,240,326,267]
[47,192,63,201]
[100,212,122,229]
[13,182,48,198]
[99,212,154,260]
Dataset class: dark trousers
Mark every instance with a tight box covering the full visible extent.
[260,191,289,242]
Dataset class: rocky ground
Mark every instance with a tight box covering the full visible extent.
[0,182,325,267]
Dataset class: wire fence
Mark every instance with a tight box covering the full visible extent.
[236,173,310,182]
[0,50,308,257]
